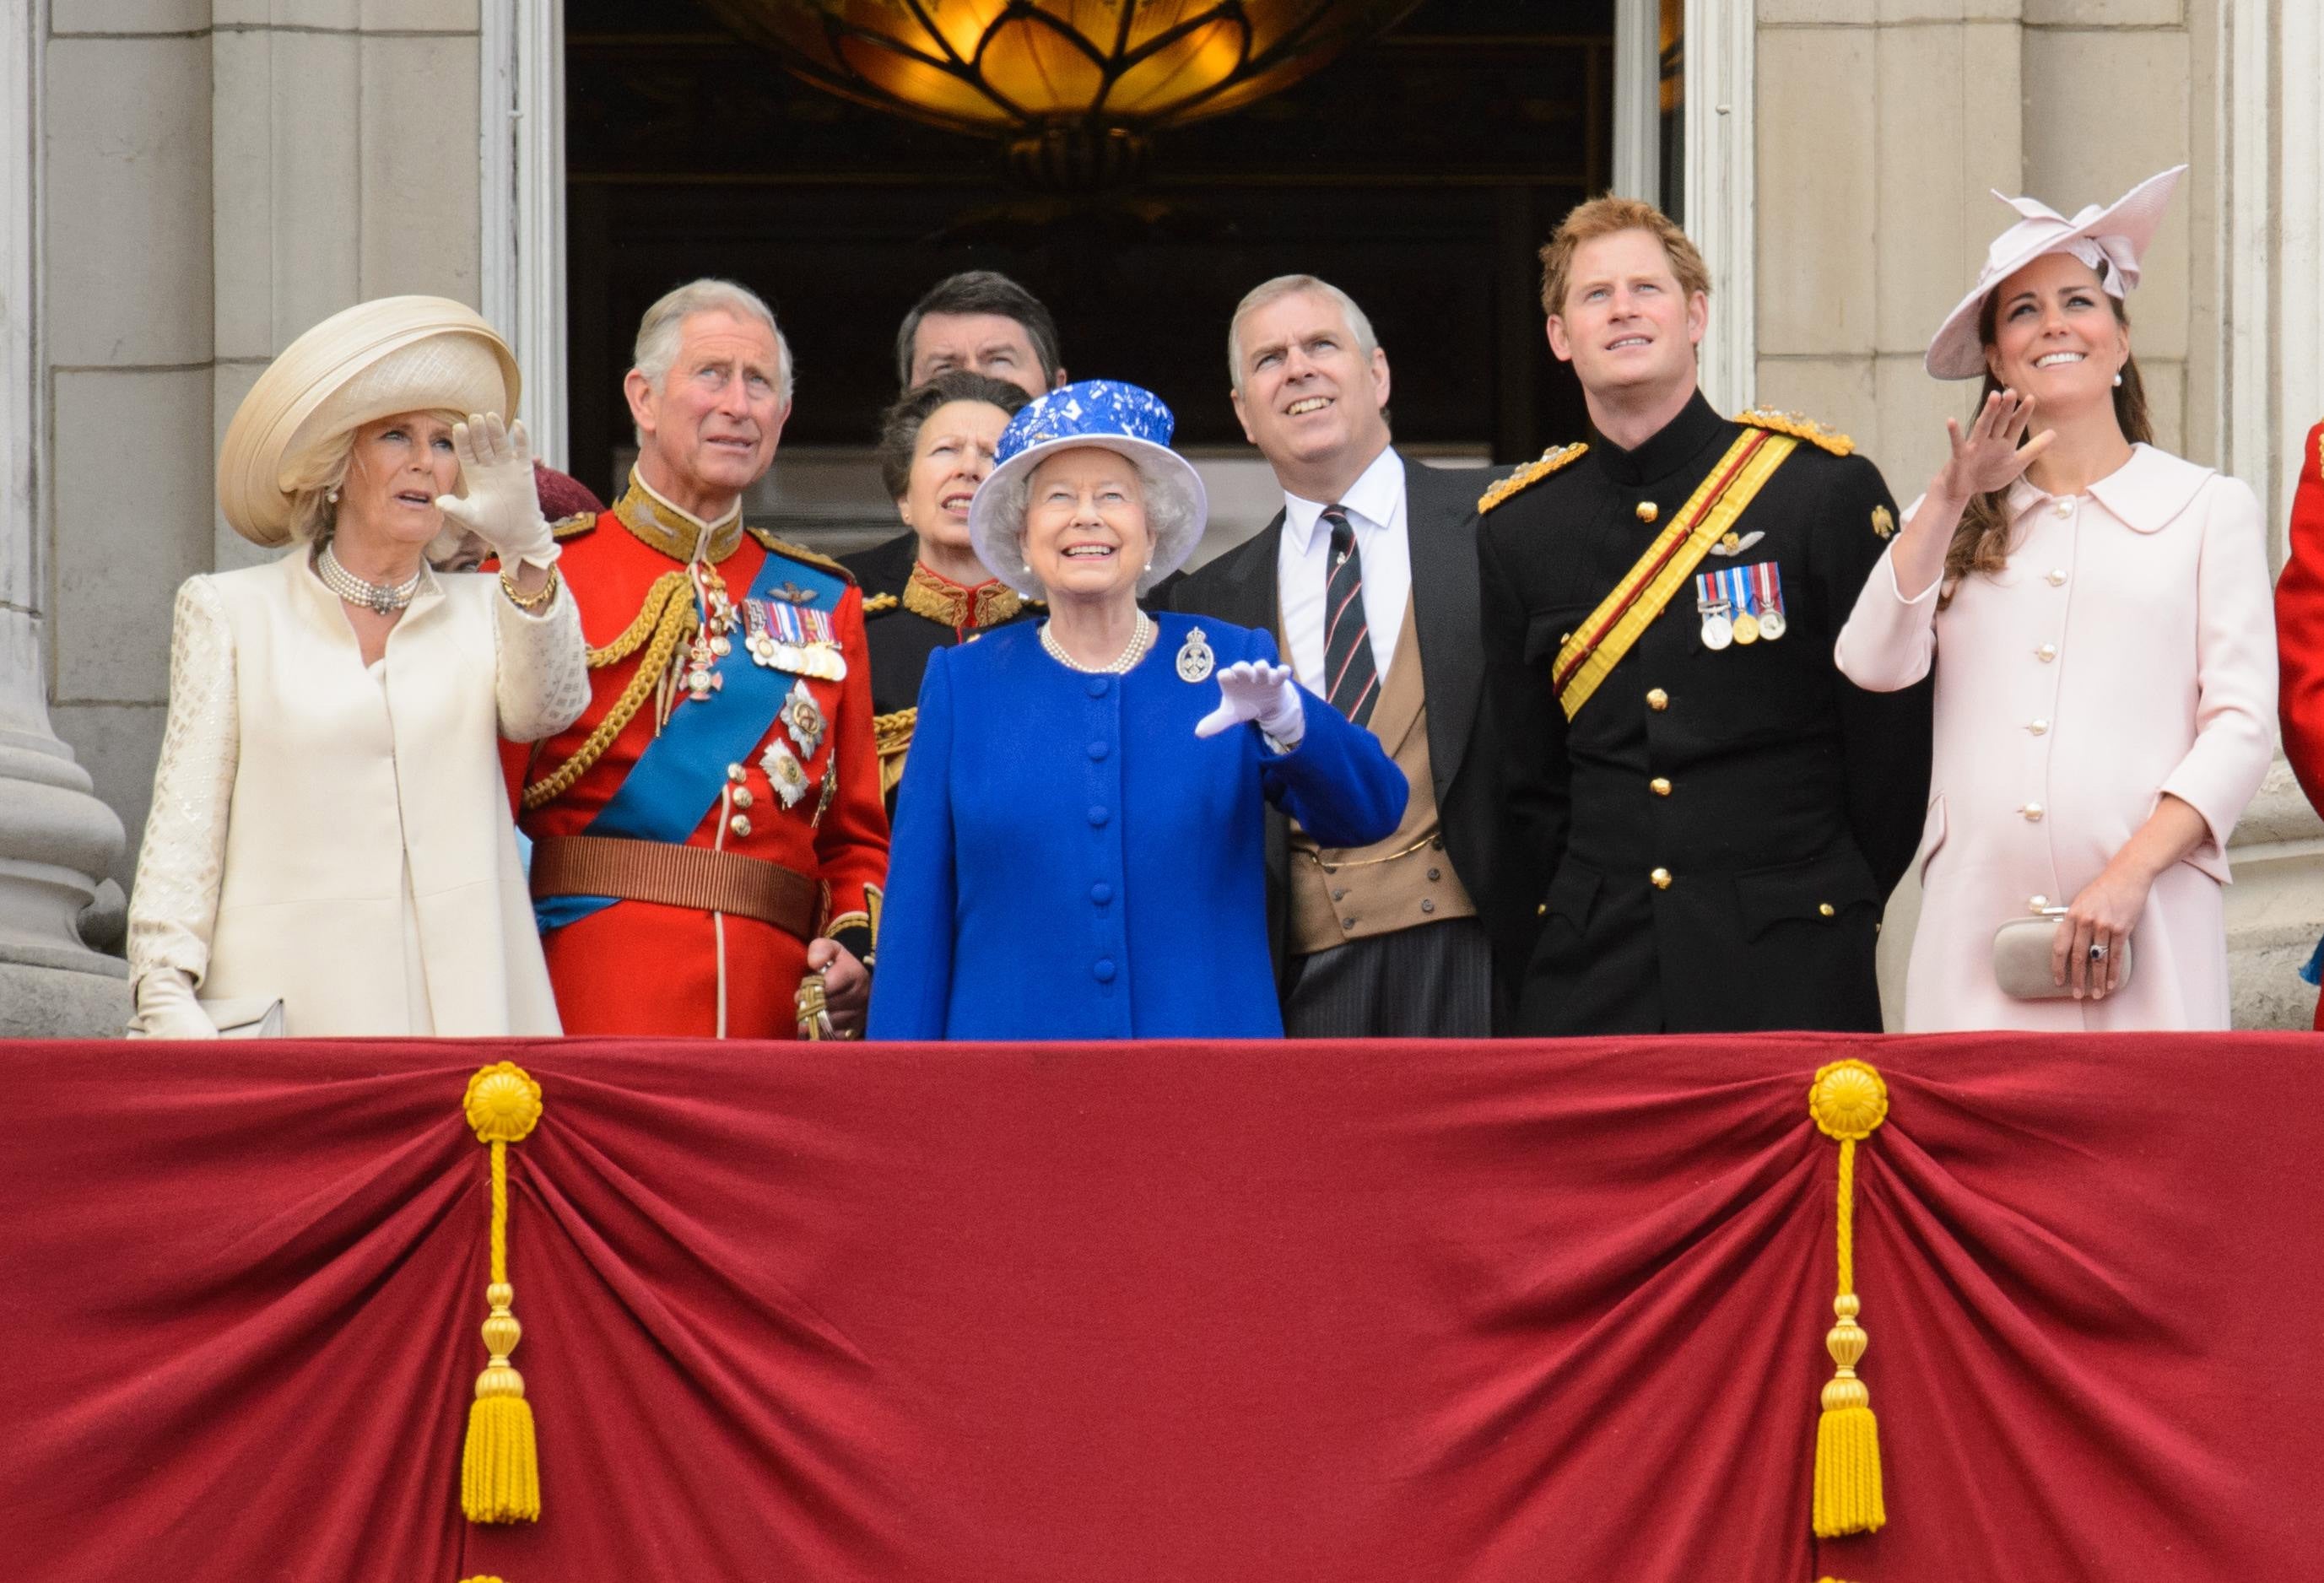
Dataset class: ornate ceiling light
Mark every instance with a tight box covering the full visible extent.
[696,1,1420,187]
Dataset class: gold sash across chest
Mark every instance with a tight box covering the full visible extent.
[1552,428,1797,718]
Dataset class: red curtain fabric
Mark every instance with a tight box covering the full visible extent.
[3,1034,2318,1582]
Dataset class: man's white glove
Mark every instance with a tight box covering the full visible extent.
[1193,659,1305,749]
[130,970,218,1040]
[435,413,558,571]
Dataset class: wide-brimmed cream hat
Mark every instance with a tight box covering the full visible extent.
[217,295,520,546]
[968,380,1208,600]
[1925,165,2184,380]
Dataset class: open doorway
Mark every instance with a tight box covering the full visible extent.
[564,0,1619,557]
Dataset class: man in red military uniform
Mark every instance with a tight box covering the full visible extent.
[2275,417,2324,1029]
[510,278,887,1036]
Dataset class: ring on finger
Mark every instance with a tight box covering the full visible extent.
[2088,940,2109,963]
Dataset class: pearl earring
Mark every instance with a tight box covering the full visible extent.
[326,488,339,504]
[2112,372,2124,388]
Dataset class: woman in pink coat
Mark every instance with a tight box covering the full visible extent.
[1835,166,2276,1030]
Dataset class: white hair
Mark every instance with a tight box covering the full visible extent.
[632,278,794,407]
[1225,274,1380,395]
[979,448,1198,598]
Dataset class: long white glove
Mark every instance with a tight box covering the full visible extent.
[129,969,219,1040]
[1193,659,1305,748]
[435,413,558,570]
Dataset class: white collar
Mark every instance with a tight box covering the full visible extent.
[1283,446,1405,554]
[2005,443,2214,535]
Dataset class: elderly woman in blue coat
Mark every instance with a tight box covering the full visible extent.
[868,381,1408,1039]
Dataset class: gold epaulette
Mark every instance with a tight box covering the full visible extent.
[1736,407,1854,457]
[873,707,915,798]
[863,592,900,615]
[1478,442,1589,515]
[744,525,857,586]
[549,512,598,541]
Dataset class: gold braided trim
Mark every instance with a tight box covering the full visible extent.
[523,580,700,810]
[744,524,857,585]
[873,706,916,797]
[863,592,900,614]
[1478,442,1589,514]
[1737,407,1855,456]
[586,570,694,669]
[549,512,597,541]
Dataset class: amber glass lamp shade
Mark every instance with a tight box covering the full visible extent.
[699,1,1419,185]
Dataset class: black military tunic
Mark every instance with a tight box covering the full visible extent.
[1476,392,1932,1035]
[839,530,1040,809]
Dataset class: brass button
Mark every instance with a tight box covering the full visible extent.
[1650,867,1673,889]
[729,814,753,837]
[732,787,754,809]
[1646,688,1669,711]
[1650,776,1672,797]
[726,762,748,784]
[2036,643,2057,662]
[1819,902,1836,918]
[1537,902,1548,916]
[1635,500,1659,523]
[2046,569,2067,586]
[2020,802,2045,822]
[2029,719,2049,735]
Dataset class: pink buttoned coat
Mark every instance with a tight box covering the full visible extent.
[1835,444,2276,1030]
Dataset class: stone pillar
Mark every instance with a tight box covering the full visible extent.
[0,2,129,1035]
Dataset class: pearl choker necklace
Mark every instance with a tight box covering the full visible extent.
[316,541,424,615]
[1041,611,1154,675]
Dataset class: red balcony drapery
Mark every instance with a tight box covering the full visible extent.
[3,1033,2317,1581]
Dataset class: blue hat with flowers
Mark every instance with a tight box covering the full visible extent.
[969,379,1209,599]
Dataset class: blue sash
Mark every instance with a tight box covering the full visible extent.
[536,546,847,932]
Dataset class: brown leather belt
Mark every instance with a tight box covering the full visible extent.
[529,835,818,940]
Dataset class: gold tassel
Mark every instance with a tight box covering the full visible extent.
[461,1062,545,1525]
[1808,1059,1889,1538]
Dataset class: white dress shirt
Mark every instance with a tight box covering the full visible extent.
[1276,446,1410,695]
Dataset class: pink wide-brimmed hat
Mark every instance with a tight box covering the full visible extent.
[1925,165,2186,380]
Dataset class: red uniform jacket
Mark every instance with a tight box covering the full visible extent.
[510,474,889,1036]
[2274,419,2324,1029]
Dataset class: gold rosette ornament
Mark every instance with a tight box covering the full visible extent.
[461,1062,545,1524]
[1808,1058,1889,1538]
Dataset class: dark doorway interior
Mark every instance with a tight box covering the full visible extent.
[565,0,1615,538]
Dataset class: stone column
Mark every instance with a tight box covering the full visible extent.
[0,0,128,1035]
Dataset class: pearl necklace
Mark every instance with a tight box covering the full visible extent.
[1040,610,1154,675]
[316,540,423,615]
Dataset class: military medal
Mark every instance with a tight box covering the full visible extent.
[759,738,809,808]
[1694,570,1735,651]
[781,678,826,758]
[1732,611,1760,646]
[1750,560,1788,640]
[1176,627,1215,683]
[1726,565,1760,645]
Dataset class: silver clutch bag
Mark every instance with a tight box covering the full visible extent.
[200,997,286,1037]
[1992,910,2134,1000]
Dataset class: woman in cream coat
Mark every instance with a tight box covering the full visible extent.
[1835,168,2275,1030]
[127,297,589,1037]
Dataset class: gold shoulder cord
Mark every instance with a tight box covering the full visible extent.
[1734,407,1856,457]
[1478,441,1590,515]
[521,570,699,810]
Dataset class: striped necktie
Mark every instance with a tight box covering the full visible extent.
[1321,505,1379,727]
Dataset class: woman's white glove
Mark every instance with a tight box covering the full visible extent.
[129,970,218,1040]
[435,413,558,570]
[1194,660,1305,749]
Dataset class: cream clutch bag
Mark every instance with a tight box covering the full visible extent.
[200,997,286,1037]
[1992,910,2134,1000]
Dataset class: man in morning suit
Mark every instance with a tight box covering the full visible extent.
[1477,198,1932,1035]
[512,278,888,1038]
[1173,275,1497,1037]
